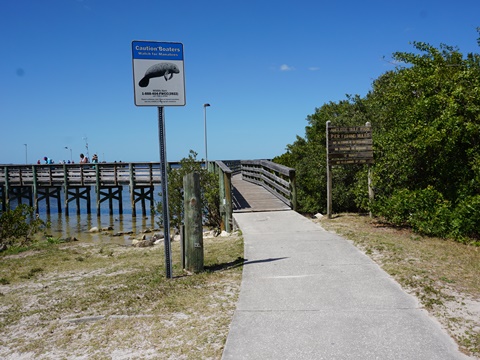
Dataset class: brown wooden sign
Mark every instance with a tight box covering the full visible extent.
[326,124,374,165]
[326,121,375,218]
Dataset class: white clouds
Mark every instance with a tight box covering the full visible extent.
[278,64,320,71]
[280,64,294,71]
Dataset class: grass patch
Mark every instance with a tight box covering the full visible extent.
[318,213,480,357]
[0,233,244,359]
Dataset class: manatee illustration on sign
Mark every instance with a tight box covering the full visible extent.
[138,62,180,87]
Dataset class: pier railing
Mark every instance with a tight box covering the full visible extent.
[0,163,161,187]
[240,160,297,210]
[209,159,296,230]
[0,163,163,216]
[1,160,296,221]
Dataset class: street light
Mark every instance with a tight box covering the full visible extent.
[23,143,27,164]
[203,103,211,168]
[82,136,90,160]
[65,147,72,162]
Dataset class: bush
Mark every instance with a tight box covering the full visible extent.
[0,204,48,251]
[156,150,221,231]
[450,195,480,241]
[372,187,452,237]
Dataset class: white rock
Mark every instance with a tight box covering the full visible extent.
[314,213,324,219]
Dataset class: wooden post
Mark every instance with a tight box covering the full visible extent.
[96,165,101,216]
[4,166,9,209]
[183,172,204,273]
[289,169,297,211]
[180,224,186,269]
[129,163,136,217]
[326,121,333,218]
[64,165,69,216]
[223,171,232,232]
[366,121,374,217]
[33,165,38,213]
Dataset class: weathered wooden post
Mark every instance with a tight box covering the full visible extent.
[95,165,101,216]
[216,161,233,232]
[32,165,38,213]
[289,168,297,211]
[366,122,374,218]
[129,163,136,217]
[4,166,10,210]
[183,172,204,273]
[326,121,333,218]
[223,171,232,232]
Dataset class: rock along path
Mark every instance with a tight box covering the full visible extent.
[222,210,469,360]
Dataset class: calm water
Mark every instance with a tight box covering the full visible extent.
[10,187,162,245]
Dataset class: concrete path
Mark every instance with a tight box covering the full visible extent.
[222,211,469,360]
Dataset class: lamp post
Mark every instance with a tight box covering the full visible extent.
[65,147,72,162]
[203,103,210,168]
[24,143,27,164]
[82,137,90,160]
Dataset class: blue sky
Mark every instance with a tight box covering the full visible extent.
[1,0,479,164]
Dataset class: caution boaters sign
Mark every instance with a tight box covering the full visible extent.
[132,41,186,106]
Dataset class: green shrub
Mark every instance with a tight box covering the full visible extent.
[450,195,480,241]
[0,204,48,251]
[372,187,452,237]
[156,150,221,231]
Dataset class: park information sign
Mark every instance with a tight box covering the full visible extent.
[132,41,186,106]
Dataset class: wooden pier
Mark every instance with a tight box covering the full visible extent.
[0,163,162,217]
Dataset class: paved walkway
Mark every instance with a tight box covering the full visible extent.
[222,211,469,360]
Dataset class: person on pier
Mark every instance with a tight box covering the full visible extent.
[43,156,53,164]
[80,153,89,163]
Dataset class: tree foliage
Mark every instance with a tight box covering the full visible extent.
[275,34,480,241]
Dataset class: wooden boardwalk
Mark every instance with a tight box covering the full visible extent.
[232,174,291,212]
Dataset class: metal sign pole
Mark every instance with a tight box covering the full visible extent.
[158,106,173,278]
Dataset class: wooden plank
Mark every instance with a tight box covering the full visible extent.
[232,174,290,212]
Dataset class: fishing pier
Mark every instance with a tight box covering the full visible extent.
[1,160,297,232]
[0,163,161,216]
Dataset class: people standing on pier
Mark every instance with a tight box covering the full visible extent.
[80,153,89,163]
[43,156,53,164]
[92,154,98,163]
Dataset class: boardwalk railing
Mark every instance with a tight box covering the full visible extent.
[240,160,297,211]
[210,159,296,231]
[0,163,161,187]
[1,160,296,223]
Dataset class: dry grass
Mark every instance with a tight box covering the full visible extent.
[317,213,480,358]
[0,233,244,359]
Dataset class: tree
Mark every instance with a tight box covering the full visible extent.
[368,41,480,202]
[275,97,370,214]
[275,35,480,240]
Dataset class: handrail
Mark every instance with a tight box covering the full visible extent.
[0,163,163,187]
[1,160,297,220]
[240,160,297,210]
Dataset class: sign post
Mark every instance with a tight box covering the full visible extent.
[132,41,186,278]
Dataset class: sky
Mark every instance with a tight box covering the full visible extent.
[1,0,479,165]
